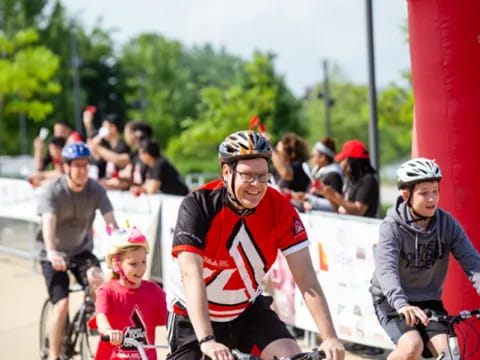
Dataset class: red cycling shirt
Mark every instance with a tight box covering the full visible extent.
[168,179,309,322]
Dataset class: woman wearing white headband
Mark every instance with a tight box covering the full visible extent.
[301,137,343,212]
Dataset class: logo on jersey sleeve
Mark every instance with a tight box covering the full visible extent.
[293,217,305,236]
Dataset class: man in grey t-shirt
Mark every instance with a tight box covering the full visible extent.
[38,142,118,360]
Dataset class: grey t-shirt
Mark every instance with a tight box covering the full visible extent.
[37,175,113,256]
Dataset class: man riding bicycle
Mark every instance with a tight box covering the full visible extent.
[37,142,118,360]
[370,158,480,359]
[166,130,344,360]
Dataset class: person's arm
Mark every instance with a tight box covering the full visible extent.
[374,221,409,311]
[95,285,123,345]
[95,146,131,168]
[82,110,97,139]
[142,179,161,194]
[286,248,344,360]
[320,185,368,215]
[96,313,123,345]
[448,214,480,293]
[305,193,336,212]
[177,251,233,360]
[102,211,118,230]
[42,212,66,271]
[33,137,45,171]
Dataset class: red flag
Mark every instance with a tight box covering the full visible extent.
[249,115,260,130]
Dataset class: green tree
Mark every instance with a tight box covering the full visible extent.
[0,28,60,154]
[166,53,304,174]
[304,64,413,167]
[39,1,127,128]
[377,75,413,165]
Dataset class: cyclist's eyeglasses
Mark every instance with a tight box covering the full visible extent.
[233,169,271,184]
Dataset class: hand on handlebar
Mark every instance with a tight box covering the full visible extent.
[319,336,345,360]
[398,305,429,327]
[103,329,123,346]
[47,250,67,272]
[200,339,235,360]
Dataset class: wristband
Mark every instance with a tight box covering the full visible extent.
[198,335,215,346]
[47,250,61,258]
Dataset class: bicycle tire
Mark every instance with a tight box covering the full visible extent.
[39,298,70,360]
[79,323,100,360]
[39,299,52,360]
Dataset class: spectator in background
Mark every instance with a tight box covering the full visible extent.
[33,121,82,173]
[88,114,130,189]
[271,133,311,193]
[52,120,82,143]
[319,139,379,217]
[131,139,189,196]
[30,136,66,187]
[129,122,153,187]
[293,137,344,212]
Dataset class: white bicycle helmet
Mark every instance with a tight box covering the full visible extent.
[104,224,149,267]
[397,158,442,189]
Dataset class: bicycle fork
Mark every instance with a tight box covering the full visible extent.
[437,334,460,360]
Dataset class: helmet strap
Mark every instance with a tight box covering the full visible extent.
[113,254,136,287]
[224,162,251,212]
[406,191,431,224]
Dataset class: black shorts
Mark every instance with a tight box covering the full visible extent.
[166,295,294,360]
[373,297,448,358]
[40,250,100,304]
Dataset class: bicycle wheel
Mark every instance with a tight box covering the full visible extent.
[39,299,52,359]
[39,299,70,359]
[79,325,100,360]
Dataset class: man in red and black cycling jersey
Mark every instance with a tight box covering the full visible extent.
[166,130,344,360]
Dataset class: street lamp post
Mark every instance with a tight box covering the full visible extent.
[365,0,379,173]
[365,0,381,217]
[322,59,332,137]
[71,24,82,133]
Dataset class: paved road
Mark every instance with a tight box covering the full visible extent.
[0,253,385,359]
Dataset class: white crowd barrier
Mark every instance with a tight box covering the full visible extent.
[0,178,393,349]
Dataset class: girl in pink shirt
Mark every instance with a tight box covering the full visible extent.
[94,224,167,360]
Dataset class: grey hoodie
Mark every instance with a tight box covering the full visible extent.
[370,197,480,311]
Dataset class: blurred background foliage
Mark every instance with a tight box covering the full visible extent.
[0,0,412,174]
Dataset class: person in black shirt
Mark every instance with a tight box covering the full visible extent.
[132,139,189,196]
[319,139,379,218]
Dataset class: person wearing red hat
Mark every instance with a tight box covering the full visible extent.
[317,139,379,218]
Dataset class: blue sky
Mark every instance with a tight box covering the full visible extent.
[61,0,411,96]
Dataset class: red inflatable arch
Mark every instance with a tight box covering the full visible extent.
[408,0,480,350]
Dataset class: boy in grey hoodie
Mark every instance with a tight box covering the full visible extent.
[370,158,480,359]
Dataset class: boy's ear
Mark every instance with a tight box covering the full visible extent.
[401,189,410,202]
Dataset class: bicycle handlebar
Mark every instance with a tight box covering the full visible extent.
[425,308,480,324]
[100,335,325,360]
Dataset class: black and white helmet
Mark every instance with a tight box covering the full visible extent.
[219,130,271,164]
[397,158,442,189]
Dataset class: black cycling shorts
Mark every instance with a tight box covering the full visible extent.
[373,297,448,358]
[40,250,100,304]
[166,295,294,360]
